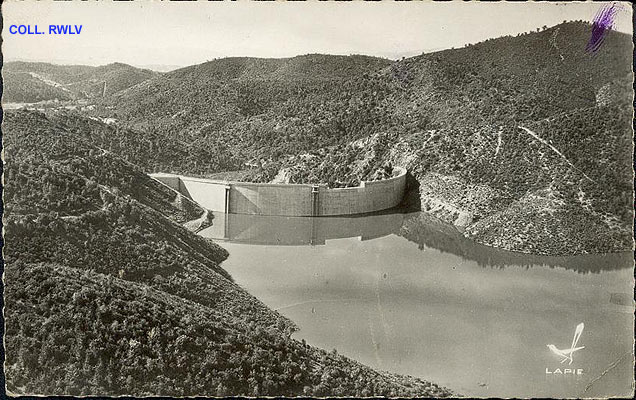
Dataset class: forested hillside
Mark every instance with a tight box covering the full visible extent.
[50,111,241,176]
[95,54,393,165]
[3,111,207,225]
[86,21,633,255]
[3,69,76,102]
[2,110,451,397]
[2,61,158,102]
[94,22,630,167]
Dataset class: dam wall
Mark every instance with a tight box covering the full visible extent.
[229,182,315,216]
[153,174,229,212]
[317,171,406,216]
[150,167,406,217]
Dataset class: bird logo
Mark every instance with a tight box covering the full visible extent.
[547,323,585,365]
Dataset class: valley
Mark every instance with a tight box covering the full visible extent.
[2,19,633,397]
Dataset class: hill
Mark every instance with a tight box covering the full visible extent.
[93,54,393,167]
[2,61,158,102]
[2,110,451,397]
[92,22,630,163]
[280,23,633,254]
[48,110,241,176]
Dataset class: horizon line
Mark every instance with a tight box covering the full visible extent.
[2,20,624,72]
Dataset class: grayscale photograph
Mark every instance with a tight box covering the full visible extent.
[1,0,634,398]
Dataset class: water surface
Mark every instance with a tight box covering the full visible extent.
[199,211,634,397]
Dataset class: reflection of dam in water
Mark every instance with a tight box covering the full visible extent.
[199,210,633,274]
[198,210,405,246]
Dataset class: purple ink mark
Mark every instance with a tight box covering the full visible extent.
[586,3,620,54]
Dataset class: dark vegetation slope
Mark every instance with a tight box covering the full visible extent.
[3,70,75,102]
[95,54,393,171]
[3,61,158,102]
[2,110,451,397]
[94,23,630,169]
[50,111,241,176]
[3,111,206,225]
[88,21,633,255]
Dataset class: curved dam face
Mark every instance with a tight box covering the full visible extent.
[151,167,407,217]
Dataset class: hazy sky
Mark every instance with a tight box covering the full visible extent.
[2,0,633,70]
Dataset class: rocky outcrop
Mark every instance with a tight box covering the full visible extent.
[412,173,633,255]
[270,167,293,184]
[416,173,508,229]
[413,175,634,255]
[464,188,634,255]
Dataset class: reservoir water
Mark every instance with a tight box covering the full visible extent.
[199,211,634,398]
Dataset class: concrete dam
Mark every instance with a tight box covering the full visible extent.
[151,167,407,217]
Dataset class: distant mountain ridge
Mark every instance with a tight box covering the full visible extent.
[2,61,159,102]
[165,54,392,81]
[94,22,631,153]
